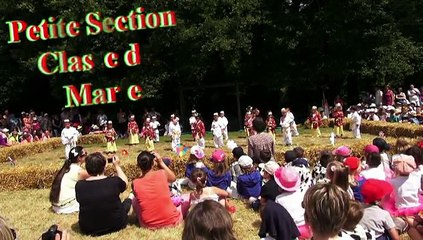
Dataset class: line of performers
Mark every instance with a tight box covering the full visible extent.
[255,107,299,146]
[188,110,229,150]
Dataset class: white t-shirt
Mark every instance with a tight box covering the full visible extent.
[150,121,160,130]
[359,205,395,238]
[218,116,228,128]
[211,120,223,137]
[58,164,81,205]
[390,174,421,209]
[275,190,305,226]
[360,165,386,181]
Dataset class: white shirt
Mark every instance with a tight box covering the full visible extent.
[390,173,421,209]
[275,190,305,226]
[169,122,181,137]
[218,116,228,129]
[360,165,386,181]
[61,127,79,145]
[150,121,160,130]
[189,116,196,126]
[367,114,380,121]
[58,164,81,204]
[352,112,362,125]
[211,120,223,137]
[280,114,293,128]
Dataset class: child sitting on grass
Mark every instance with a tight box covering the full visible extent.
[359,179,400,240]
[312,150,334,184]
[189,168,229,208]
[341,200,375,240]
[179,146,207,190]
[236,155,261,210]
[344,156,366,202]
[206,149,232,191]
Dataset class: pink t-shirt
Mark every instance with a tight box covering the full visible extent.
[133,170,181,229]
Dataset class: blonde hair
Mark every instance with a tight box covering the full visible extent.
[303,183,350,237]
[326,161,349,192]
[394,139,411,154]
[0,216,14,240]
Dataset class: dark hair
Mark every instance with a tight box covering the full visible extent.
[406,146,423,166]
[252,117,266,133]
[343,200,364,231]
[182,200,236,240]
[293,147,305,158]
[319,150,333,168]
[373,138,390,152]
[260,150,271,163]
[137,151,155,173]
[366,152,381,168]
[284,150,297,163]
[50,146,84,203]
[85,152,106,176]
[191,168,207,194]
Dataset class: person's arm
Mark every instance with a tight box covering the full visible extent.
[212,186,229,198]
[78,169,90,180]
[153,152,176,183]
[112,156,128,186]
[248,138,253,157]
[387,227,400,240]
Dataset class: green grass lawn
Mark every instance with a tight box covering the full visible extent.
[0,128,412,239]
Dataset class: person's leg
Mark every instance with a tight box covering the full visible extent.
[340,125,344,137]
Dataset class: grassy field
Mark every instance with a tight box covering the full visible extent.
[0,128,411,239]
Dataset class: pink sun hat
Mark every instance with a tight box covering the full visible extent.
[332,146,352,157]
[190,146,205,159]
[211,149,226,162]
[364,144,379,154]
[274,166,300,192]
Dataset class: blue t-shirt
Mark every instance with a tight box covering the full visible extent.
[206,170,232,190]
[351,177,366,202]
[237,171,262,198]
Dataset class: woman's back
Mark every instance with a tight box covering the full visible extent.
[133,170,180,228]
[58,164,80,203]
[76,176,127,236]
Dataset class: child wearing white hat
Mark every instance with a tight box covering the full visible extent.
[211,113,224,148]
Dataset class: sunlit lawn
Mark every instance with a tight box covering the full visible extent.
[0,128,412,239]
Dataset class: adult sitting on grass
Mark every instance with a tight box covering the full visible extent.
[50,146,89,214]
[75,153,131,236]
[132,151,183,229]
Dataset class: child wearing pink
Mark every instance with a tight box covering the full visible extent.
[386,154,423,217]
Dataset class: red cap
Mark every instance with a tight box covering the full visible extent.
[361,179,393,204]
[344,157,360,171]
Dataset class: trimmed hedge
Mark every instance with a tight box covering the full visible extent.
[0,134,105,163]
[0,138,397,191]
[344,120,423,138]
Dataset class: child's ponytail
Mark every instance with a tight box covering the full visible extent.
[327,161,349,192]
[191,168,207,194]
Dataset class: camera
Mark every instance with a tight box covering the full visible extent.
[41,225,62,240]
[107,157,114,163]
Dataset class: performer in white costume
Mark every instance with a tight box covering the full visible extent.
[211,113,224,148]
[218,111,229,141]
[169,116,181,151]
[151,116,161,142]
[280,108,293,146]
[189,110,197,140]
[61,119,79,159]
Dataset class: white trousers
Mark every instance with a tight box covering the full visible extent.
[155,130,160,142]
[352,124,361,139]
[282,127,292,145]
[172,137,180,151]
[213,135,224,148]
[64,142,76,159]
[197,137,205,149]
[290,121,299,136]
[222,128,228,141]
